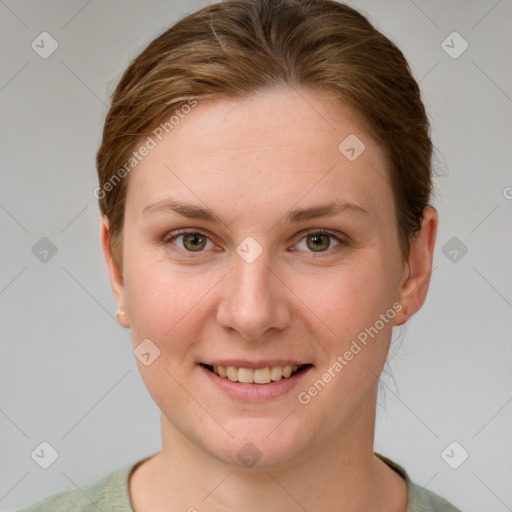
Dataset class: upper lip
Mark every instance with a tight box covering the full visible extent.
[201,360,311,369]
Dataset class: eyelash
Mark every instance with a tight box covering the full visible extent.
[162,228,348,256]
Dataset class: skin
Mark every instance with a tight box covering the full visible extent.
[100,86,437,512]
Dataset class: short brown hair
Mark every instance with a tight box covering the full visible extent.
[96,0,433,269]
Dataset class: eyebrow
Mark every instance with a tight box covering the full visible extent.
[142,198,368,225]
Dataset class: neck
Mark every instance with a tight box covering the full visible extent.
[131,387,407,512]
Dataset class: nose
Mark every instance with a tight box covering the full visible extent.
[216,247,292,342]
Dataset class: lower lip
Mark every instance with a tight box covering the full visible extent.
[199,364,313,402]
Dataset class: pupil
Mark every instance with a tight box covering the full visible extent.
[309,234,329,252]
[184,233,205,251]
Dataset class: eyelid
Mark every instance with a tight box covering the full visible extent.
[162,228,212,243]
[299,227,348,242]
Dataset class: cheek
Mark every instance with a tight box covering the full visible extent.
[291,259,398,419]
[291,255,397,344]
[123,258,211,408]
[123,251,218,352]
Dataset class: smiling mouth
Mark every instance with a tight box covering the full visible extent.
[201,364,312,384]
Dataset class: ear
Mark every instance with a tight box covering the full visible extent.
[394,206,438,326]
[99,215,131,328]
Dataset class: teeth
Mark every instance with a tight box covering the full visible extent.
[226,366,238,381]
[210,364,304,384]
[237,368,254,383]
[254,367,271,384]
[270,366,282,381]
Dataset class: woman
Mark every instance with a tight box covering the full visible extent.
[19,0,462,510]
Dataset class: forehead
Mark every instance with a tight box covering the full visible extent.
[125,87,393,225]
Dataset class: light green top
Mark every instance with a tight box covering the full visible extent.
[17,452,462,511]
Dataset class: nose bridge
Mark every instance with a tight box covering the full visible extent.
[235,248,273,304]
[217,243,290,340]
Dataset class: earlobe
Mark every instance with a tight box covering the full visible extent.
[116,308,130,327]
[394,206,438,326]
[99,216,131,328]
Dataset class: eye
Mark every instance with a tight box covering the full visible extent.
[163,229,347,255]
[164,230,216,252]
[295,230,344,254]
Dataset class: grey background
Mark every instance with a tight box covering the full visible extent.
[1,1,511,511]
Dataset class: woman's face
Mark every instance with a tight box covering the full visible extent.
[105,87,417,468]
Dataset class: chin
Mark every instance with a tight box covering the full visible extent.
[203,417,311,470]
